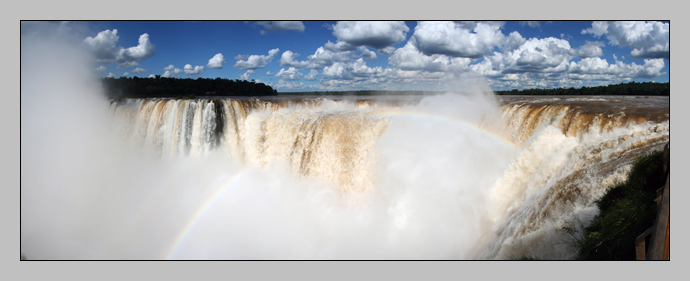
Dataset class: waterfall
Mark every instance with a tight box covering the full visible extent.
[24,92,669,259]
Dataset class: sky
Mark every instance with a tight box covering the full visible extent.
[21,21,669,92]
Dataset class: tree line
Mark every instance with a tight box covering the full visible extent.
[278,90,445,96]
[102,78,668,100]
[281,82,669,97]
[493,81,669,96]
[102,76,277,100]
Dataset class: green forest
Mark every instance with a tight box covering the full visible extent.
[102,76,277,100]
[102,78,669,100]
[493,81,669,96]
[283,82,669,96]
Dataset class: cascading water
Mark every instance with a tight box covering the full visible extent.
[21,26,670,261]
[80,93,667,259]
[481,97,669,259]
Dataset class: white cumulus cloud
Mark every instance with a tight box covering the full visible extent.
[240,70,255,80]
[567,57,666,80]
[503,31,527,52]
[582,21,669,59]
[305,47,353,69]
[255,21,306,34]
[117,33,156,67]
[234,48,280,70]
[275,67,303,80]
[388,41,473,73]
[332,21,409,50]
[280,50,311,68]
[206,53,226,69]
[501,37,574,74]
[349,58,383,77]
[162,65,183,77]
[305,69,319,81]
[576,41,604,58]
[324,40,357,52]
[322,62,353,80]
[83,29,121,63]
[358,46,377,60]
[184,64,204,76]
[83,30,156,68]
[320,59,396,82]
[378,46,397,56]
[411,21,506,58]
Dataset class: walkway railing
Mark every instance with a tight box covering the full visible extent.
[635,142,670,260]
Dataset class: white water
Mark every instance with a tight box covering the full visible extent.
[21,32,669,260]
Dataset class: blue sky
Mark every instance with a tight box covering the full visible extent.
[23,21,669,92]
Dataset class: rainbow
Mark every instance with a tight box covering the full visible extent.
[371,108,518,149]
[164,107,515,259]
[165,166,251,259]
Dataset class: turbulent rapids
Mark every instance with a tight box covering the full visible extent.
[94,94,669,259]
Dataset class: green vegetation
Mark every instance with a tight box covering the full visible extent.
[278,90,445,96]
[102,76,277,100]
[575,146,669,260]
[102,79,667,99]
[494,81,669,96]
[281,82,668,97]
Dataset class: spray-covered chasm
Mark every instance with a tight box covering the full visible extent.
[23,82,668,259]
[113,95,668,259]
[105,94,669,260]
